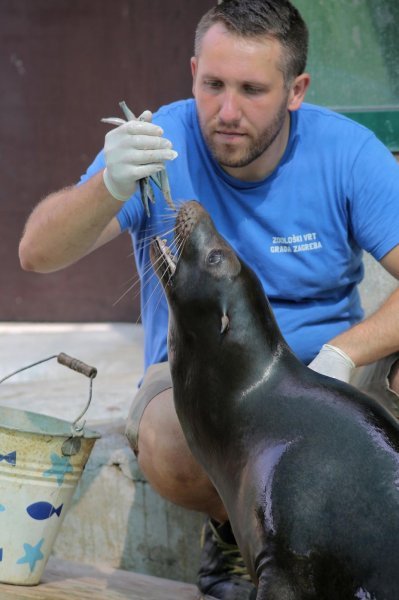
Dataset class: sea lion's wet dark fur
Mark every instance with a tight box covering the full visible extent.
[151,201,399,599]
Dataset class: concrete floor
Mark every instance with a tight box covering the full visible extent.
[0,322,145,424]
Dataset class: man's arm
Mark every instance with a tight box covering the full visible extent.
[19,171,123,273]
[309,244,399,380]
[328,244,399,366]
[19,112,178,273]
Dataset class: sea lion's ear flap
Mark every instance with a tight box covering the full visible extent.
[221,314,230,334]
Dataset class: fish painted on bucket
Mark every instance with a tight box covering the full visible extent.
[26,502,63,521]
[0,451,16,465]
[0,504,5,512]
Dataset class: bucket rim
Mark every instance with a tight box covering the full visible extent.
[0,405,101,439]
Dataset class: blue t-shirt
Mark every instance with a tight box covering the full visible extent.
[80,99,399,369]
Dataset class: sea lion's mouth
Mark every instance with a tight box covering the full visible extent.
[153,236,177,277]
[151,201,207,283]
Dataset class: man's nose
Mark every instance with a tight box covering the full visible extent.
[218,91,241,123]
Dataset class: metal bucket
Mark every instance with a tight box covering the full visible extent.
[0,353,101,585]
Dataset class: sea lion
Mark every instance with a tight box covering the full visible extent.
[151,200,399,600]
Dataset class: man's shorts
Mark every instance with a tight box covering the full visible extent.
[126,362,173,453]
[125,355,399,454]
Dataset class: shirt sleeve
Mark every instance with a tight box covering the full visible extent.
[348,135,399,260]
[78,150,105,184]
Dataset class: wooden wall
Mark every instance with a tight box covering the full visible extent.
[1,0,213,321]
[3,0,397,322]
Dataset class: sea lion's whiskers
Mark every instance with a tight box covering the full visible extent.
[137,224,178,248]
[112,251,168,307]
[169,198,186,210]
[136,231,186,321]
[144,241,184,321]
[171,233,187,266]
[113,214,180,307]
[158,210,180,219]
[112,277,141,307]
[113,202,188,310]
[136,221,170,239]
[133,201,190,251]
[136,261,171,324]
[147,281,170,325]
[156,197,184,213]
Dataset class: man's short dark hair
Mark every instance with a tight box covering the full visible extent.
[194,0,309,85]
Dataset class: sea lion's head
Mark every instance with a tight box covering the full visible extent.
[150,201,241,335]
[150,201,282,370]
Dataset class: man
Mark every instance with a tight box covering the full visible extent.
[19,1,399,598]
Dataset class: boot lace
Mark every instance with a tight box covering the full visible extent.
[207,520,252,581]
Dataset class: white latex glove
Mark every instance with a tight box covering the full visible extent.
[103,110,178,201]
[308,344,355,383]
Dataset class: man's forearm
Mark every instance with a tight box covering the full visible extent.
[19,171,123,273]
[329,287,399,367]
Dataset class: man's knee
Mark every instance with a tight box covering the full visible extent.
[136,389,199,485]
[125,361,174,455]
[131,389,226,518]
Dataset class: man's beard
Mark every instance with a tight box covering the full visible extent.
[202,96,289,169]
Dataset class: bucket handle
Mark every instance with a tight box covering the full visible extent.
[0,353,97,455]
[57,352,97,379]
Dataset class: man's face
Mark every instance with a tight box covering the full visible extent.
[192,24,291,171]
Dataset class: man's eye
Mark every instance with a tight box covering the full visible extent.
[243,85,264,95]
[207,250,224,265]
[204,80,223,90]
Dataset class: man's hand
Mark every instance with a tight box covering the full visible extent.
[308,344,355,383]
[103,110,178,201]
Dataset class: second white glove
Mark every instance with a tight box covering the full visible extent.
[103,111,178,201]
[308,344,355,383]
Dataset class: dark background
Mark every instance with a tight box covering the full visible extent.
[1,0,213,322]
[2,0,398,323]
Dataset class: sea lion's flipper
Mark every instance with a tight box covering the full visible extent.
[257,568,298,600]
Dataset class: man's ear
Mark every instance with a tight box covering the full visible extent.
[191,56,198,97]
[288,73,311,112]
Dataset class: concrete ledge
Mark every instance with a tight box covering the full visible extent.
[52,419,203,583]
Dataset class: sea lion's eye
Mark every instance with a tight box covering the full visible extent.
[207,250,224,265]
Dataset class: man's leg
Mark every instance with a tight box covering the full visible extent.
[125,362,256,600]
[136,387,228,521]
[125,362,226,519]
